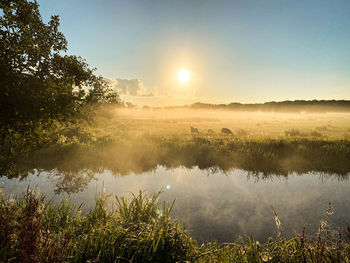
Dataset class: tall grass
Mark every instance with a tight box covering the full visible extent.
[1,189,350,262]
[14,136,350,175]
[0,189,196,262]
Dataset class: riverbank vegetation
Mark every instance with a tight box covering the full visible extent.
[1,189,350,262]
[3,107,350,180]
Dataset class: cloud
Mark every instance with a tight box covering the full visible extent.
[106,78,158,96]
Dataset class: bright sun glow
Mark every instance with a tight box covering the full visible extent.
[177,69,190,83]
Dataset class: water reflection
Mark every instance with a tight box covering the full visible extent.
[1,166,349,242]
[3,137,350,179]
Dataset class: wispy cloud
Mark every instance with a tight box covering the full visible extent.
[106,78,158,96]
[105,77,228,106]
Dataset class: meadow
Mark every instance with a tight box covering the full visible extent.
[111,107,350,139]
[5,106,350,178]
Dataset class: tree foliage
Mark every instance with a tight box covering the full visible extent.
[0,0,120,129]
[190,100,350,112]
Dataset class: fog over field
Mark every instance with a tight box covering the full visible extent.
[110,107,350,139]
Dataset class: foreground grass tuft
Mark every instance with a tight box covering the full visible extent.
[1,189,350,262]
[0,189,196,263]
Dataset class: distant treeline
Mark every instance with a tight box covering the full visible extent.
[181,100,350,112]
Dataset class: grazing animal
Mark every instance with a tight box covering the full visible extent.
[221,128,233,135]
[190,126,199,134]
[207,129,215,134]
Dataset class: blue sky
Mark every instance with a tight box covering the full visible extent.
[38,0,350,105]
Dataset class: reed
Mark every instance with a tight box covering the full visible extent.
[1,189,350,262]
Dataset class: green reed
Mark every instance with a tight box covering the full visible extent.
[1,189,350,262]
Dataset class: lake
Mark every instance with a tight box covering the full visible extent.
[1,166,349,243]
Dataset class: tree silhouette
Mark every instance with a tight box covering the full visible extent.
[0,0,120,130]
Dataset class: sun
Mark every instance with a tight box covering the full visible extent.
[177,69,190,83]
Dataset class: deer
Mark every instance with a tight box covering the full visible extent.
[190,126,199,134]
[221,128,233,135]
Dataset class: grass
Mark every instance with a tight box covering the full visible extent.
[13,135,350,175]
[1,189,350,262]
[0,189,196,263]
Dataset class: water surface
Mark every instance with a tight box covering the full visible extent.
[1,166,349,242]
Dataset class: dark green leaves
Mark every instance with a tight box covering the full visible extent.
[0,0,120,131]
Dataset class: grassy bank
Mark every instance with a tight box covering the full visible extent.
[1,189,350,262]
[2,107,350,178]
[11,135,350,176]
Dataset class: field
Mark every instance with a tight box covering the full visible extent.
[5,107,349,178]
[112,108,350,139]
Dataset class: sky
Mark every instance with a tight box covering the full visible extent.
[38,0,350,106]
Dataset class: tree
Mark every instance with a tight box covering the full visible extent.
[0,0,120,129]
